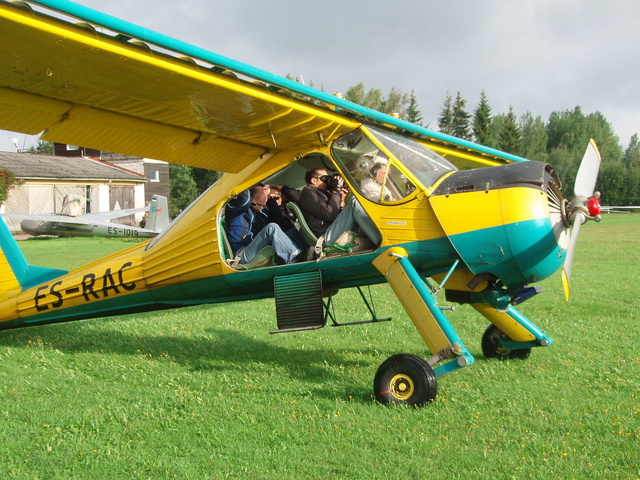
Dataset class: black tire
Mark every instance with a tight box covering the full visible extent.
[481,324,531,360]
[374,354,437,406]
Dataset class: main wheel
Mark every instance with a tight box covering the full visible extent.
[374,354,437,406]
[481,324,531,360]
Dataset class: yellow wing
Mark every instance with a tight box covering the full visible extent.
[0,1,523,172]
[0,1,357,172]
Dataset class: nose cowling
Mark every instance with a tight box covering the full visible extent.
[429,161,567,288]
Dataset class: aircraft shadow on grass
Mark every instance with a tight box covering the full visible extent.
[0,321,376,402]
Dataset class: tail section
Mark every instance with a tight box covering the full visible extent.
[0,217,67,291]
[146,195,170,233]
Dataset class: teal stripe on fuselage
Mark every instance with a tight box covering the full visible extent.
[4,237,456,330]
[447,217,564,286]
[0,216,68,290]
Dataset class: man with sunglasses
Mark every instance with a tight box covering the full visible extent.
[299,167,380,246]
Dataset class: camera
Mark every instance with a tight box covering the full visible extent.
[319,174,346,192]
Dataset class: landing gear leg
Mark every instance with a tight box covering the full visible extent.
[472,303,553,358]
[371,248,475,406]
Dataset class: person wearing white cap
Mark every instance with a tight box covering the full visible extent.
[360,157,397,202]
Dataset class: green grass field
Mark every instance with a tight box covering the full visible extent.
[2,215,638,479]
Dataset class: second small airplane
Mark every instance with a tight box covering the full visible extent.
[3,194,169,238]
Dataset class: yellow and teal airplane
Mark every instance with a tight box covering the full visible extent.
[0,0,602,406]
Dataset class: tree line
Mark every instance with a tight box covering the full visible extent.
[342,84,640,206]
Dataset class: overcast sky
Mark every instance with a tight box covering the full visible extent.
[3,0,639,154]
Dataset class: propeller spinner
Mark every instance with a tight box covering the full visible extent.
[561,139,602,300]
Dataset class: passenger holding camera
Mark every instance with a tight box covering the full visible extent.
[299,167,380,246]
[298,167,345,239]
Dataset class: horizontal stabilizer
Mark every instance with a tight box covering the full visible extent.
[0,217,67,291]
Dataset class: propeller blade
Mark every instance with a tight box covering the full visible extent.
[561,139,603,300]
[574,139,602,197]
[561,214,583,301]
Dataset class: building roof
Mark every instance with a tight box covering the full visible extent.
[0,151,148,182]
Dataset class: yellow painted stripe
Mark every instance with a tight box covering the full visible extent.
[0,251,20,293]
[429,187,549,236]
[0,6,356,128]
[472,304,536,342]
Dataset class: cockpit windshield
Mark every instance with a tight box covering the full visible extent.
[365,126,457,188]
[330,127,456,203]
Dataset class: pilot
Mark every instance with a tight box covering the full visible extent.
[225,185,302,265]
[360,157,397,202]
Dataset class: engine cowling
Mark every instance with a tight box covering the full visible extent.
[429,161,568,288]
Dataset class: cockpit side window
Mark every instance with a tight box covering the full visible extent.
[331,129,415,204]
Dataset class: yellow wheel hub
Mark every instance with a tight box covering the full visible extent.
[389,374,415,400]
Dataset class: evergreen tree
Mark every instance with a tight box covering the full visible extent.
[192,168,222,196]
[520,112,548,162]
[438,93,454,135]
[472,90,492,146]
[451,92,471,140]
[487,113,506,149]
[623,134,640,168]
[498,106,521,155]
[169,163,199,218]
[405,90,423,125]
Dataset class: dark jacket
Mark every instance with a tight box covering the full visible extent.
[298,184,342,237]
[224,190,254,254]
[225,190,293,254]
[281,185,301,203]
[252,197,292,233]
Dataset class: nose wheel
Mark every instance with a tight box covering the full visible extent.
[481,324,532,360]
[374,354,437,406]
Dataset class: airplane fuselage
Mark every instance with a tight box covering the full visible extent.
[21,219,157,238]
[0,156,566,332]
